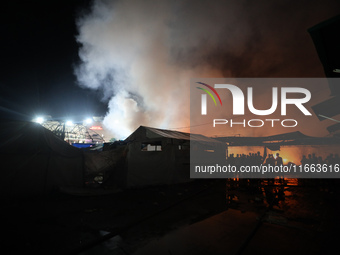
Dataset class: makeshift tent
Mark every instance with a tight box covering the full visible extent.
[0,121,84,196]
[83,146,127,187]
[117,126,225,188]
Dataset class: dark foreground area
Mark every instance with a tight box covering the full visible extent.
[2,179,340,255]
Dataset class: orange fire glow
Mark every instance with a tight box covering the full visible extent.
[89,126,103,130]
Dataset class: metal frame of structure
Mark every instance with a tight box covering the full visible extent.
[42,121,105,144]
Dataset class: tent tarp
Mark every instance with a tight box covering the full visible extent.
[142,126,223,145]
[123,126,225,188]
[0,121,84,196]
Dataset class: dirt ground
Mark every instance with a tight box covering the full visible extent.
[2,180,226,254]
[2,179,340,255]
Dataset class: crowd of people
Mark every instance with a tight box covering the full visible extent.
[226,152,284,167]
[226,152,340,167]
[300,153,340,165]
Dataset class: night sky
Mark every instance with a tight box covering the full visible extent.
[0,0,107,122]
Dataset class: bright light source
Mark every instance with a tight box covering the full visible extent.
[66,120,73,126]
[85,118,93,124]
[35,117,44,124]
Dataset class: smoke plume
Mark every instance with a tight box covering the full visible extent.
[74,0,340,139]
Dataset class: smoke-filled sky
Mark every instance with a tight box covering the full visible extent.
[74,0,340,138]
[1,0,340,139]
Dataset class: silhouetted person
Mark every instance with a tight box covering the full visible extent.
[235,154,241,169]
[228,154,235,165]
[275,153,283,166]
[256,151,263,165]
[326,154,334,165]
[301,155,307,166]
[307,154,312,164]
[265,154,275,166]
[275,153,283,183]
[312,153,318,165]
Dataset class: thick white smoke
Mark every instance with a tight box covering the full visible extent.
[75,0,340,139]
[75,0,224,139]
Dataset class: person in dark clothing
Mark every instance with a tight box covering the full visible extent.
[275,153,283,166]
[265,154,275,166]
[275,153,284,183]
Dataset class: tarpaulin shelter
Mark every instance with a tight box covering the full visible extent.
[83,146,127,187]
[119,126,225,188]
[0,121,84,196]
